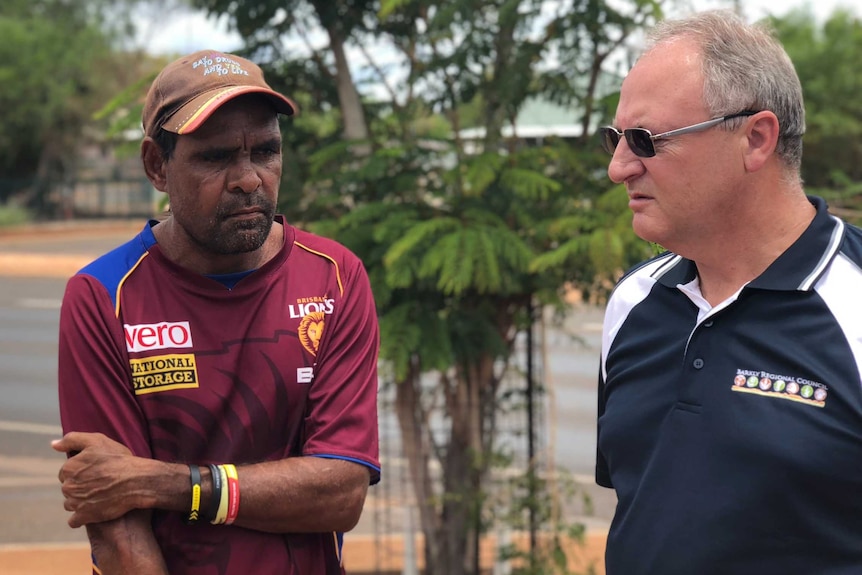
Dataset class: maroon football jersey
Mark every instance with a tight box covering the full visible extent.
[58,216,380,574]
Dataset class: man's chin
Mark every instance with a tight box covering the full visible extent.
[212,221,272,254]
[632,217,659,242]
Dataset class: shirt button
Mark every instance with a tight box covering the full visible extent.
[693,358,705,369]
[704,320,714,327]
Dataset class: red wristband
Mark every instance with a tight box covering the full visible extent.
[224,464,240,525]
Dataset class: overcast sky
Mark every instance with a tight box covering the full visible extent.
[137,0,860,56]
[683,0,859,21]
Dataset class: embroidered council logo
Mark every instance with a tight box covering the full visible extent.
[731,369,828,408]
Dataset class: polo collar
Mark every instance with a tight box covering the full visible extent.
[654,196,844,292]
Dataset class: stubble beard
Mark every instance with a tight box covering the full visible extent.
[202,197,277,255]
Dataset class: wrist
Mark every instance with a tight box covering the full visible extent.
[135,460,197,513]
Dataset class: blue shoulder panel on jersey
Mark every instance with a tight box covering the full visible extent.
[77,222,157,310]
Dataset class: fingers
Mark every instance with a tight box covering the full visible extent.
[60,490,84,527]
[53,432,133,462]
[51,431,109,455]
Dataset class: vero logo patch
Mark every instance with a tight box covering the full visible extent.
[124,321,193,353]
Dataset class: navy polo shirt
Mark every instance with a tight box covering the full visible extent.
[596,196,862,575]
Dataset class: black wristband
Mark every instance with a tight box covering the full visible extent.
[205,464,223,524]
[186,464,202,524]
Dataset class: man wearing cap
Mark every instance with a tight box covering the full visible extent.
[52,50,381,575]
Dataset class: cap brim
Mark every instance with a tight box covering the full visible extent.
[162,86,298,135]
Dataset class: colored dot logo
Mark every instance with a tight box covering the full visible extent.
[734,375,747,387]
[800,385,814,399]
[746,376,759,388]
[759,377,772,391]
[814,388,828,402]
[773,380,786,392]
[786,382,800,395]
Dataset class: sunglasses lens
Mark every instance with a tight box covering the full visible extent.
[626,129,656,158]
[599,127,620,155]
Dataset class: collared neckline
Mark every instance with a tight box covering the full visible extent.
[652,196,844,292]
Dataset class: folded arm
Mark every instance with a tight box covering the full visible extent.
[54,431,370,533]
[86,511,169,575]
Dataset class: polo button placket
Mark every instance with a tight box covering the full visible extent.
[693,358,705,369]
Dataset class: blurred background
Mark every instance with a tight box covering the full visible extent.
[0,0,860,573]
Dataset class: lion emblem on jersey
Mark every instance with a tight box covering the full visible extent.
[298,311,326,356]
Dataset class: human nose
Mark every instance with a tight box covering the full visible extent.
[607,137,645,184]
[227,156,262,194]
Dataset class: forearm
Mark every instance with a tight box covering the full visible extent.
[230,457,370,533]
[60,444,371,534]
[86,510,168,575]
[144,457,370,533]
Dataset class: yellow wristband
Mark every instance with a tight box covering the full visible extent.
[212,465,229,525]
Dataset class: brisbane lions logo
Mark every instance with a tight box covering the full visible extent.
[298,311,326,356]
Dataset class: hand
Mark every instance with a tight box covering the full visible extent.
[52,432,144,528]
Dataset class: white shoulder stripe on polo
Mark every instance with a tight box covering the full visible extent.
[799,216,844,291]
[601,256,671,381]
[650,253,684,281]
[813,252,862,388]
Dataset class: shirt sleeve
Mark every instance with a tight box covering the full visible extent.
[596,362,613,488]
[301,256,381,484]
[58,274,153,457]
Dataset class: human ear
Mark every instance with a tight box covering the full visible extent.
[742,111,780,172]
[141,138,168,192]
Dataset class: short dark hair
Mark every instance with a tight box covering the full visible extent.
[153,128,179,160]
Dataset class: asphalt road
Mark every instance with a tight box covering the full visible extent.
[0,221,615,571]
[0,275,90,547]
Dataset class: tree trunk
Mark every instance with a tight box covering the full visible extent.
[324,25,369,143]
[441,373,476,575]
[394,361,442,573]
[396,360,492,575]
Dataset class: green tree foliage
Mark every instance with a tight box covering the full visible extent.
[190,0,375,141]
[164,1,661,573]
[0,0,125,208]
[769,8,862,223]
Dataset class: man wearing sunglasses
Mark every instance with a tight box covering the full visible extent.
[595,10,862,575]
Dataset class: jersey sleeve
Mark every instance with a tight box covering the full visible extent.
[58,274,153,457]
[301,256,381,484]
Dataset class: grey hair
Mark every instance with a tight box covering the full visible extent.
[643,10,805,174]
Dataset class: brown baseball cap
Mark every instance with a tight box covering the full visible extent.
[142,49,298,137]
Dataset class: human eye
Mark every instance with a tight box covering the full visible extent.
[253,142,282,161]
[200,149,232,163]
[651,137,671,151]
